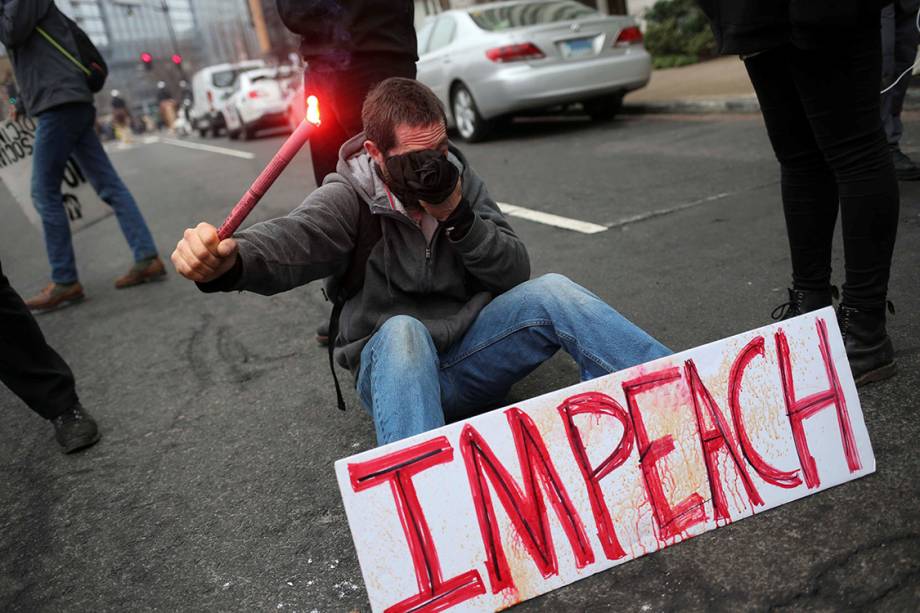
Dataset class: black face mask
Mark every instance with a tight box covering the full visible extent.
[381,149,459,210]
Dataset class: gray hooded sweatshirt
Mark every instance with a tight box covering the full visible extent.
[200,133,531,373]
[0,0,94,116]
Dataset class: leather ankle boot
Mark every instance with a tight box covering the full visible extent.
[838,303,896,386]
[772,287,836,321]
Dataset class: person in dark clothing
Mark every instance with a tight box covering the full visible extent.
[881,1,920,179]
[0,258,100,453]
[697,0,900,385]
[276,0,419,345]
[156,80,177,130]
[110,90,126,111]
[276,0,418,188]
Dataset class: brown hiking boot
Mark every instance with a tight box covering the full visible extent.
[114,256,167,289]
[24,282,85,312]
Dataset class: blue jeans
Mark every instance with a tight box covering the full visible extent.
[357,273,672,445]
[31,103,157,284]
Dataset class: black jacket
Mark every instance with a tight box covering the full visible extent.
[0,0,93,115]
[697,0,885,55]
[275,0,417,68]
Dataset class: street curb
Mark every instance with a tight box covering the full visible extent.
[626,88,920,115]
[623,96,761,115]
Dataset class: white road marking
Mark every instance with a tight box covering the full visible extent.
[497,202,608,235]
[155,137,255,160]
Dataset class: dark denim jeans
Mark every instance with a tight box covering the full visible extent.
[357,274,672,445]
[31,103,157,284]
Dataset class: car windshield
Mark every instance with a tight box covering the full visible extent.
[469,0,597,31]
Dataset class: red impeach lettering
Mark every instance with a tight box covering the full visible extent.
[776,318,861,489]
[623,367,707,541]
[685,359,764,522]
[728,336,803,489]
[558,392,634,561]
[348,436,485,612]
[460,408,594,594]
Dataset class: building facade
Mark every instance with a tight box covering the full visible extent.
[54,0,259,110]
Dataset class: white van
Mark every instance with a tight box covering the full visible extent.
[189,60,266,137]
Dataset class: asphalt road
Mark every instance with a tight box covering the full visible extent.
[1,111,918,612]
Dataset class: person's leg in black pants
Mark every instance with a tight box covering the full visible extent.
[305,59,417,188]
[305,67,350,186]
[881,3,920,178]
[745,31,900,384]
[0,259,100,452]
[744,48,840,313]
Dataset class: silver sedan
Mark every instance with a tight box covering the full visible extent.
[417,0,651,142]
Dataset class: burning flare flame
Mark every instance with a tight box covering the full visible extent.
[306,95,321,126]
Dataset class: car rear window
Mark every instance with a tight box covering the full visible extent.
[469,0,597,31]
[211,70,239,88]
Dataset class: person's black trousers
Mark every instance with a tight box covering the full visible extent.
[881,2,920,147]
[744,28,900,310]
[0,258,78,419]
[304,56,417,185]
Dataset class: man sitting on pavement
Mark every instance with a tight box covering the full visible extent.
[172,78,670,446]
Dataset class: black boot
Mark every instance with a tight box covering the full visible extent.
[891,147,920,181]
[838,303,897,386]
[771,287,836,321]
[52,403,101,453]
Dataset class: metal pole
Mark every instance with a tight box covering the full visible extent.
[158,0,187,79]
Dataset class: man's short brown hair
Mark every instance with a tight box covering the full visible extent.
[362,78,447,154]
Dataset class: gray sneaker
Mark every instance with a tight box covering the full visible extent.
[52,404,101,453]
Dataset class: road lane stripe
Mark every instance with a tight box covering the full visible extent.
[605,181,778,229]
[605,192,733,229]
[155,137,255,160]
[497,202,608,234]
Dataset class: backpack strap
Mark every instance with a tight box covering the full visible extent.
[35,27,91,76]
[327,299,348,411]
[327,201,383,411]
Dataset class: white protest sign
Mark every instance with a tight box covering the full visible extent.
[0,116,112,232]
[335,308,874,612]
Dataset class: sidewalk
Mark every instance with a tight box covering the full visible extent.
[626,54,920,114]
[624,56,758,114]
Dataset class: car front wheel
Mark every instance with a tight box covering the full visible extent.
[210,115,222,138]
[451,84,491,143]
